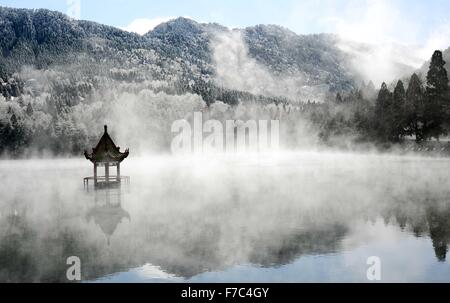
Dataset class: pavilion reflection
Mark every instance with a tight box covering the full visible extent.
[86,188,131,245]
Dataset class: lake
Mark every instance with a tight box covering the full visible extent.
[1,151,450,282]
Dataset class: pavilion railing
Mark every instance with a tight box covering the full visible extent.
[83,175,130,189]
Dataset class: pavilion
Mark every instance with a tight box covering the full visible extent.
[84,125,130,188]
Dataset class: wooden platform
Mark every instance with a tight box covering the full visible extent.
[84,176,130,189]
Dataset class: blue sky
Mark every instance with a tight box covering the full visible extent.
[1,0,450,48]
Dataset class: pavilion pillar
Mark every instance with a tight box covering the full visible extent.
[105,162,110,184]
[117,162,121,182]
[94,162,98,187]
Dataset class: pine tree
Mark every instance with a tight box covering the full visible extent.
[374,82,393,141]
[352,91,373,136]
[392,80,406,141]
[7,113,26,155]
[405,73,425,142]
[26,102,34,116]
[424,50,449,141]
[335,92,343,104]
[10,113,18,128]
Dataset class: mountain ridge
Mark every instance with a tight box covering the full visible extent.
[0,6,448,100]
[0,6,358,96]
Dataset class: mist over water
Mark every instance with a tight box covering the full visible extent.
[2,2,450,286]
[1,152,450,282]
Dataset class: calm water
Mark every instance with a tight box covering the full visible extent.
[1,152,450,283]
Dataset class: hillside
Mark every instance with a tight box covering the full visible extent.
[0,7,361,96]
[0,6,444,156]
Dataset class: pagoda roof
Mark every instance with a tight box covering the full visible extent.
[84,125,129,163]
[87,204,131,237]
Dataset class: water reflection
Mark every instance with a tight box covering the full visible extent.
[0,156,450,282]
[427,207,450,262]
[86,189,131,246]
[399,203,450,262]
[0,203,35,282]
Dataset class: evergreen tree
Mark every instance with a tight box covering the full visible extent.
[424,50,449,141]
[352,92,373,137]
[405,73,425,142]
[3,113,27,155]
[335,92,343,104]
[374,82,393,141]
[10,113,18,127]
[26,102,34,116]
[392,80,406,141]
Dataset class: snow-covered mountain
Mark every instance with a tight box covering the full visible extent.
[0,6,448,156]
[0,7,366,100]
[1,6,437,103]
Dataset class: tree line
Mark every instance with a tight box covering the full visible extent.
[325,50,449,146]
[374,50,449,143]
[0,48,448,156]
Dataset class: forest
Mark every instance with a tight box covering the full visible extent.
[318,50,450,150]
[0,7,449,156]
[0,49,449,156]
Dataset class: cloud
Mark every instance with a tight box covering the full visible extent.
[287,0,450,85]
[211,30,327,102]
[317,0,441,84]
[121,17,176,35]
[288,0,416,46]
[333,0,410,45]
[420,22,450,61]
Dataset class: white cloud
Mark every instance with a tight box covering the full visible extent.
[420,22,450,61]
[212,31,327,102]
[289,0,416,46]
[314,0,449,84]
[287,0,450,84]
[333,0,410,45]
[121,17,176,35]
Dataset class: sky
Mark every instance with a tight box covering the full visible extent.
[1,0,450,52]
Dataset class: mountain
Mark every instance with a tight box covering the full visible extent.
[0,6,441,156]
[0,7,361,97]
[0,7,145,71]
[242,24,355,91]
[0,6,430,101]
[145,17,223,70]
